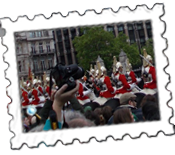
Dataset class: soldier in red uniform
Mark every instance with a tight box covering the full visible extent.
[37,80,44,96]
[114,62,136,94]
[21,82,30,106]
[31,79,40,105]
[76,78,91,104]
[99,66,116,98]
[126,63,142,85]
[45,77,51,97]
[143,55,157,90]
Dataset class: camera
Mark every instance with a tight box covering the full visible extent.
[50,63,85,92]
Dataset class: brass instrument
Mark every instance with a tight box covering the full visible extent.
[126,58,130,72]
[90,64,93,71]
[143,48,148,67]
[113,56,117,73]
[43,71,47,87]
[96,61,102,79]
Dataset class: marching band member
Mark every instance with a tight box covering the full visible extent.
[45,77,51,97]
[21,82,30,106]
[114,62,136,94]
[31,79,40,105]
[37,80,44,96]
[99,66,116,98]
[76,78,91,104]
[126,59,142,85]
[142,54,157,90]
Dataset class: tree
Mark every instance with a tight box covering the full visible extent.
[72,26,118,71]
[73,26,142,71]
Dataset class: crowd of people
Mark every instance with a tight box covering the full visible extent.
[21,49,159,132]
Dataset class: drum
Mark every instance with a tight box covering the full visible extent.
[94,97,107,106]
[140,88,156,95]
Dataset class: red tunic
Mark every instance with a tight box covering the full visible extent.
[45,85,51,96]
[115,73,131,94]
[143,66,157,89]
[76,83,90,101]
[128,71,137,84]
[99,76,116,98]
[38,86,43,95]
[22,90,30,106]
[31,89,40,105]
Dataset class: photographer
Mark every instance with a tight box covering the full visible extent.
[42,81,84,130]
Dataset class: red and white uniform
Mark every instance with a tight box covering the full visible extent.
[45,85,51,96]
[143,66,157,89]
[22,89,30,106]
[77,83,90,101]
[31,88,40,105]
[38,85,44,95]
[114,73,132,94]
[126,71,137,84]
[99,75,116,98]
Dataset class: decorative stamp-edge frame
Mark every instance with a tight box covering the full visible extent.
[0,0,174,151]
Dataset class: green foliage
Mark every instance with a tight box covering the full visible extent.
[73,26,117,70]
[73,27,143,71]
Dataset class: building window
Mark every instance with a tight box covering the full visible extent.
[137,23,143,30]
[65,40,70,49]
[107,25,115,36]
[146,21,152,38]
[67,53,73,65]
[128,25,133,31]
[71,28,76,40]
[23,60,25,71]
[43,31,49,37]
[18,61,22,72]
[16,44,22,53]
[39,43,43,53]
[58,42,64,55]
[41,60,45,71]
[117,24,125,34]
[48,59,53,68]
[36,31,42,37]
[34,61,38,71]
[46,41,51,52]
[31,43,36,53]
[63,29,69,40]
[29,32,35,38]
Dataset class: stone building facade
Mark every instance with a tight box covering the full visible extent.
[15,20,152,81]
[15,30,56,81]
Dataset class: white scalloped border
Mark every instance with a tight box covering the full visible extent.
[2,4,173,148]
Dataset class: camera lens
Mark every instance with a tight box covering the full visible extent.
[72,66,85,79]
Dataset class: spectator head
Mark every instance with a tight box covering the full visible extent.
[119,92,137,107]
[142,101,160,121]
[68,118,95,128]
[94,107,103,115]
[113,108,134,124]
[93,107,106,125]
[84,110,101,126]
[140,94,157,108]
[64,110,85,123]
[102,106,113,123]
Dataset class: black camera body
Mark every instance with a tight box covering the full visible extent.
[50,64,85,92]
